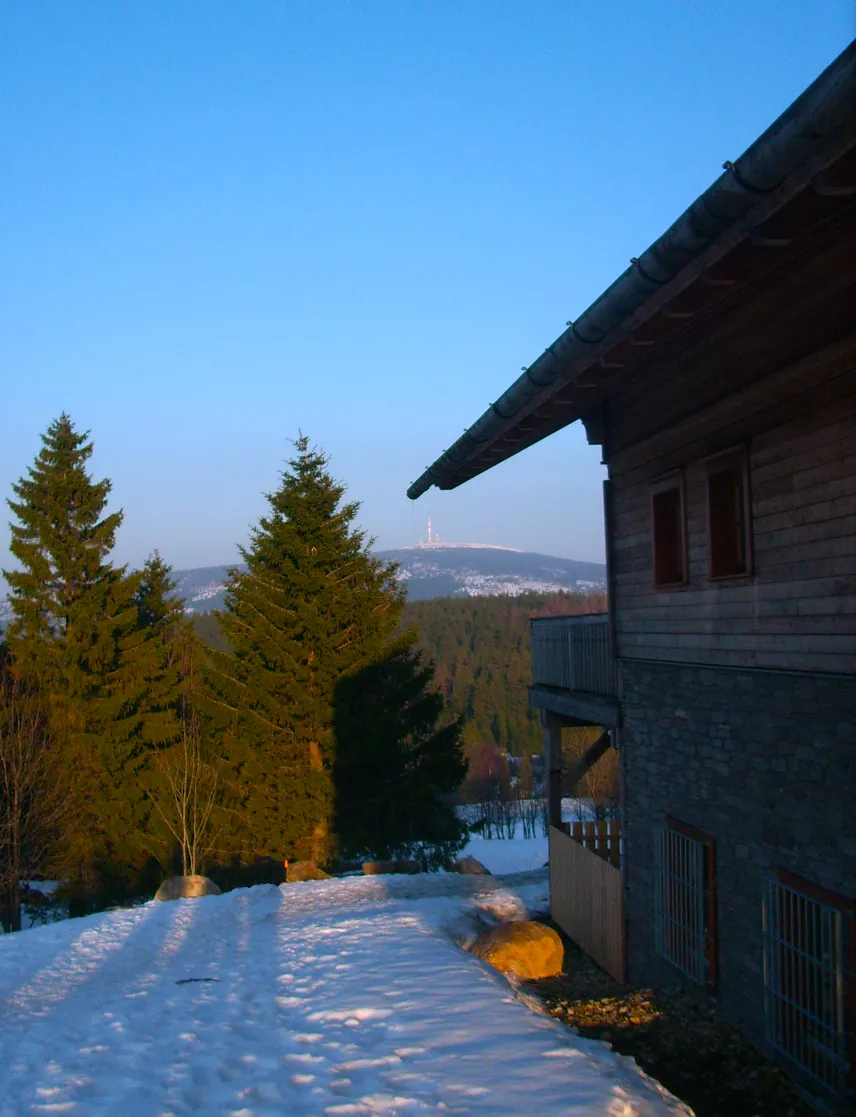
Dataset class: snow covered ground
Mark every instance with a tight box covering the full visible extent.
[0,871,691,1117]
[457,798,608,875]
[459,836,548,875]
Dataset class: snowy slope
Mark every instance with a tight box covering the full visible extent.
[0,872,691,1116]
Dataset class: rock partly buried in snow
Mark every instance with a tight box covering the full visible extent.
[286,861,331,883]
[154,875,222,901]
[362,859,421,876]
[471,921,564,979]
[231,883,283,923]
[452,855,491,875]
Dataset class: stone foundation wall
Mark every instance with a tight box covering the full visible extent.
[620,659,856,1048]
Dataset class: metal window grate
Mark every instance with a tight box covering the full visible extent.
[762,876,852,1094]
[654,825,712,985]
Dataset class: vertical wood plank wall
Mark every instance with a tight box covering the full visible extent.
[550,825,625,983]
[531,616,619,696]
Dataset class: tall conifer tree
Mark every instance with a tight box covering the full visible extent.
[104,552,195,859]
[199,436,403,861]
[333,638,468,867]
[125,550,188,747]
[3,414,141,887]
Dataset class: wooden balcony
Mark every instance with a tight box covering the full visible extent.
[529,614,620,727]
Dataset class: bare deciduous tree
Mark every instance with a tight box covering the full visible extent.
[0,658,69,933]
[514,753,544,839]
[585,746,620,821]
[459,740,518,838]
[148,709,220,878]
[564,725,620,822]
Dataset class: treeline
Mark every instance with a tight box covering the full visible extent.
[194,587,611,816]
[404,592,607,757]
[196,590,607,761]
[0,416,466,931]
[403,591,617,818]
[194,588,618,817]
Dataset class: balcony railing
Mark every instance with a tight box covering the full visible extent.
[531,614,619,698]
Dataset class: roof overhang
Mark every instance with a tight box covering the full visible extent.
[408,41,856,500]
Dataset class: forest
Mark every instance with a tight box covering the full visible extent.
[196,589,618,821]
[1,412,614,935]
[404,591,606,757]
[0,416,469,930]
[196,588,607,759]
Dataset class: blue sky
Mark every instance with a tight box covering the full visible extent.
[1,3,853,571]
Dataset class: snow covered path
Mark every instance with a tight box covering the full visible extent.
[0,873,691,1116]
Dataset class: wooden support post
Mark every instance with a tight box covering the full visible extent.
[543,711,563,831]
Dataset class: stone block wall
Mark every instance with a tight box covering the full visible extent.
[620,658,856,1049]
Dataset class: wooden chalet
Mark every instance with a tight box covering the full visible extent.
[408,43,856,1104]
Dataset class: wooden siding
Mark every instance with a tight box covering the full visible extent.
[550,825,625,982]
[608,386,856,675]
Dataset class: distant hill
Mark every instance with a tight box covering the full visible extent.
[0,568,230,626]
[377,544,605,602]
[0,545,606,623]
[166,545,605,614]
[170,565,237,615]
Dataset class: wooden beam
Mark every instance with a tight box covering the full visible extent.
[748,230,792,248]
[700,274,738,288]
[559,730,612,797]
[661,307,695,320]
[528,685,621,728]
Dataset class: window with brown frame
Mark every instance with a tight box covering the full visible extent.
[651,476,686,587]
[654,817,717,987]
[706,448,752,579]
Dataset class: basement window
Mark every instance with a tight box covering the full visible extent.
[762,872,855,1096]
[706,449,752,578]
[651,475,686,587]
[655,818,717,987]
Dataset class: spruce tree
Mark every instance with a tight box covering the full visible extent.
[3,414,141,889]
[105,552,194,862]
[125,550,188,748]
[333,634,468,868]
[134,551,181,630]
[199,436,403,862]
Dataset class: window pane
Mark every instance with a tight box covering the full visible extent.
[653,486,684,585]
[709,464,747,577]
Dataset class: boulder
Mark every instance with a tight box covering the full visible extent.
[452,855,491,875]
[362,859,421,876]
[471,921,564,980]
[286,860,331,883]
[231,883,284,923]
[154,875,221,902]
